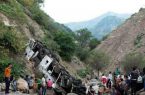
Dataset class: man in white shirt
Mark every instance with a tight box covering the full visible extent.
[108,71,113,81]
[41,75,47,95]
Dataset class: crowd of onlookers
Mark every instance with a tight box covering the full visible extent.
[22,74,53,95]
[85,66,145,95]
[4,63,145,95]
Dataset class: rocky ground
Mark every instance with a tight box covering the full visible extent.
[0,91,35,95]
[0,89,54,95]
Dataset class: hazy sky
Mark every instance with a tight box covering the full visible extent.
[41,0,145,23]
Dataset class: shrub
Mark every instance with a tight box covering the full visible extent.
[77,68,91,78]
[42,35,60,53]
[134,33,145,48]
[0,22,26,53]
[122,52,145,73]
[102,34,109,41]
[17,0,34,7]
[54,31,76,61]
[89,38,100,50]
[75,46,90,61]
[86,50,110,72]
[0,0,26,23]
[0,57,25,82]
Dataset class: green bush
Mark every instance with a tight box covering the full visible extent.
[89,38,100,50]
[102,34,109,41]
[122,52,145,73]
[77,68,90,78]
[54,31,76,61]
[0,22,25,53]
[0,0,26,23]
[0,57,25,82]
[86,50,110,71]
[42,35,60,52]
[75,46,90,61]
[17,0,35,7]
[134,33,145,48]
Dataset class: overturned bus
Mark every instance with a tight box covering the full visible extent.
[25,39,86,95]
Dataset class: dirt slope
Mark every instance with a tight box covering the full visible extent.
[96,8,145,72]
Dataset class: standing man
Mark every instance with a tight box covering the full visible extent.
[4,63,12,94]
[101,74,107,86]
[41,74,47,95]
[130,66,139,95]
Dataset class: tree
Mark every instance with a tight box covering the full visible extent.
[86,50,110,76]
[75,46,90,61]
[122,52,145,73]
[54,31,76,61]
[76,28,92,47]
[89,38,100,50]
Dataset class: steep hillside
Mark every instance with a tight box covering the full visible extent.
[96,8,145,72]
[0,0,84,79]
[66,12,130,39]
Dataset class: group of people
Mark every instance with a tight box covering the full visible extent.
[4,63,145,95]
[85,66,145,95]
[4,63,54,95]
[110,66,145,95]
[38,75,53,95]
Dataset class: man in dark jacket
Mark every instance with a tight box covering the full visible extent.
[130,66,139,95]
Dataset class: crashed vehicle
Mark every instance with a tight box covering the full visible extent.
[25,39,86,95]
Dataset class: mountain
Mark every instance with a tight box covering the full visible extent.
[96,8,145,71]
[65,12,130,39]
[90,16,125,39]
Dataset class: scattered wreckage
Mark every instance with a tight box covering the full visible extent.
[25,39,86,95]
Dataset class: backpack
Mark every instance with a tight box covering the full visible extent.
[137,75,143,83]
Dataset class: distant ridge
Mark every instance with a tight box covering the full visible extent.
[65,12,130,39]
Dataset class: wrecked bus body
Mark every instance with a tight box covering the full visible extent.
[25,39,86,95]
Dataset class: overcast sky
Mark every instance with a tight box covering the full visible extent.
[41,0,145,23]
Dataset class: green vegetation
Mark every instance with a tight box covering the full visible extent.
[102,34,109,41]
[17,0,35,7]
[0,36,25,82]
[77,67,91,78]
[0,0,107,81]
[89,38,101,50]
[0,57,25,82]
[0,22,26,82]
[0,0,28,81]
[75,28,101,61]
[134,33,145,48]
[76,28,92,47]
[0,0,26,23]
[75,47,90,61]
[18,0,76,61]
[17,0,101,62]
[0,22,25,53]
[86,50,110,75]
[54,31,76,61]
[122,52,145,73]
[42,34,60,52]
